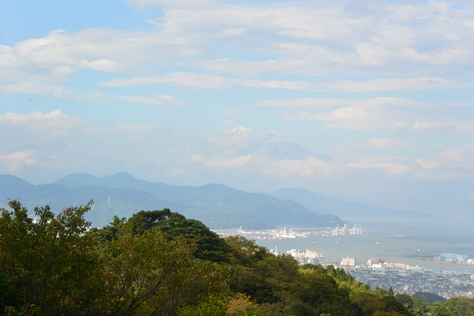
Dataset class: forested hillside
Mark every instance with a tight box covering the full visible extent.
[0,201,471,316]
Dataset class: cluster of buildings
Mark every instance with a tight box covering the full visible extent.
[334,256,474,299]
[346,265,474,299]
[279,250,474,299]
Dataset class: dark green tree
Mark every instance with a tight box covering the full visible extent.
[351,292,386,316]
[411,298,429,316]
[224,235,271,267]
[103,227,230,315]
[124,209,173,235]
[0,272,21,314]
[87,215,127,253]
[443,296,474,316]
[387,287,395,296]
[432,305,452,316]
[124,209,228,263]
[413,292,446,304]
[156,212,228,262]
[253,254,300,304]
[293,270,351,315]
[381,295,412,315]
[395,293,414,309]
[0,200,106,315]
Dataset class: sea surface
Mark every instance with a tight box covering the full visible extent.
[256,226,474,272]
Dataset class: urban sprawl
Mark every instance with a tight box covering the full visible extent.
[214,226,474,299]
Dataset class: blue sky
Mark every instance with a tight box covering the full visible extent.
[1,0,473,218]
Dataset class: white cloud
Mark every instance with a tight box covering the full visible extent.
[363,138,413,149]
[322,77,472,92]
[0,150,36,172]
[101,73,230,89]
[260,155,417,179]
[0,110,81,150]
[74,93,190,107]
[236,78,314,90]
[95,124,163,134]
[209,126,255,147]
[100,72,314,90]
[259,97,427,110]
[186,153,254,169]
[412,121,474,133]
[0,27,202,84]
[257,98,354,109]
[115,95,190,107]
[209,126,282,149]
[0,82,72,98]
[416,158,443,169]
[79,59,135,73]
[2,0,473,88]
[283,104,404,131]
[0,109,78,128]
[215,28,248,38]
[347,157,414,177]
[438,143,474,169]
[0,150,35,164]
[259,97,474,133]
[174,1,474,77]
[181,141,474,186]
[415,143,474,170]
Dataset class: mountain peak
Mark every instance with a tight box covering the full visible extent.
[101,172,139,187]
[104,172,137,181]
[201,183,228,189]
[0,174,34,192]
[55,173,100,188]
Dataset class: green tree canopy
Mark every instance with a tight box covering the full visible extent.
[0,200,106,315]
[92,209,229,263]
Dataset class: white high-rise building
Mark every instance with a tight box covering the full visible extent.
[341,257,356,267]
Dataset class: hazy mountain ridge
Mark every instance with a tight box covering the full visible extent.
[0,184,269,229]
[1,173,345,229]
[0,174,35,198]
[1,172,429,229]
[270,187,431,220]
[54,172,347,227]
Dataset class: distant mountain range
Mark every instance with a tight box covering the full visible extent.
[0,172,428,229]
[270,188,429,220]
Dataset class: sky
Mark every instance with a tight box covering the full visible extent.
[0,0,473,218]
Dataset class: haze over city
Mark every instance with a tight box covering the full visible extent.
[1,0,473,223]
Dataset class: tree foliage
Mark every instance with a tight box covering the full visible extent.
[92,209,229,263]
[103,228,230,315]
[0,200,472,316]
[0,200,106,315]
[412,292,446,304]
